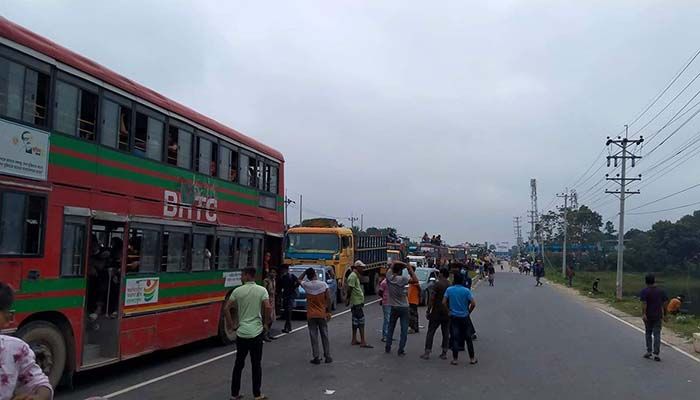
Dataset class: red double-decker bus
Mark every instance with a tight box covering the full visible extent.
[0,18,284,386]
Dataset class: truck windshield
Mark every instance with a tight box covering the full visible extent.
[286,233,339,253]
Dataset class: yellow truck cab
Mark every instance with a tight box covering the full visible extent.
[285,219,387,301]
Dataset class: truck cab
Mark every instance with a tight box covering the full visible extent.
[284,226,354,301]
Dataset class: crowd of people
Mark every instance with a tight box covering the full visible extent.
[223,260,480,399]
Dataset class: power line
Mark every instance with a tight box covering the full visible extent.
[636,141,700,190]
[628,199,700,215]
[628,181,700,212]
[644,88,700,155]
[628,47,700,129]
[570,147,606,190]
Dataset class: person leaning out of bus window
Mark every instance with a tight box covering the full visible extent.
[0,282,53,400]
[126,238,140,273]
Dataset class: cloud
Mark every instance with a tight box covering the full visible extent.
[5,0,700,243]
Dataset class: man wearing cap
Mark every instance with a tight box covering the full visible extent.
[346,260,373,348]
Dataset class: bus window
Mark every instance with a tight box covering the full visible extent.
[167,124,193,169]
[196,136,217,176]
[218,146,231,181]
[216,235,235,270]
[60,217,87,276]
[0,56,50,127]
[192,233,214,271]
[161,228,189,272]
[101,97,131,151]
[54,80,98,141]
[237,237,254,269]
[238,153,250,186]
[127,228,159,273]
[135,110,164,161]
[0,191,45,256]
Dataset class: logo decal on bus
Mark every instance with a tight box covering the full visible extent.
[163,189,217,222]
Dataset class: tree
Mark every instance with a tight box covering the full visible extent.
[604,221,616,237]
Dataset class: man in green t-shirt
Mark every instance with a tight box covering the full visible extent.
[346,260,373,348]
[224,267,271,400]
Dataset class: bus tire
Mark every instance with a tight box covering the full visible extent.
[218,296,237,345]
[17,321,67,388]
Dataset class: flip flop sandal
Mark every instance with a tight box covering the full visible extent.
[470,359,479,365]
[450,360,459,366]
[360,344,374,349]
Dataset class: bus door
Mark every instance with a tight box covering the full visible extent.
[82,219,124,366]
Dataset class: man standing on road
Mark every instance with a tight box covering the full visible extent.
[408,278,421,334]
[640,274,668,362]
[225,267,271,400]
[262,268,277,342]
[385,261,419,356]
[443,273,477,366]
[346,261,373,348]
[377,274,391,342]
[566,266,575,287]
[534,261,544,287]
[299,268,333,364]
[278,264,298,333]
[487,263,496,287]
[421,268,450,360]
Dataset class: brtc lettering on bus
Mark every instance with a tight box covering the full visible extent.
[163,190,217,222]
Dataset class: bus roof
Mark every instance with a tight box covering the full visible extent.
[0,17,283,162]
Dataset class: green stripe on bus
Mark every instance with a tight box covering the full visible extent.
[50,134,264,197]
[20,278,86,294]
[158,271,223,283]
[14,296,84,313]
[160,284,226,298]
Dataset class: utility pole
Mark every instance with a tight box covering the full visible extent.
[348,213,358,230]
[606,126,643,300]
[360,214,364,231]
[283,193,296,229]
[513,217,523,257]
[529,179,540,261]
[298,194,303,225]
[556,188,573,277]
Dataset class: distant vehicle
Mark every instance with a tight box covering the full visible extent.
[387,249,402,265]
[285,219,388,300]
[407,255,427,268]
[289,265,338,312]
[403,267,438,306]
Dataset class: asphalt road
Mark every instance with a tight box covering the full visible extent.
[59,271,700,400]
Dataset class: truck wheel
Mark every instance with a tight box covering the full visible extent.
[17,321,67,388]
[337,286,347,305]
[365,271,377,295]
[218,295,236,345]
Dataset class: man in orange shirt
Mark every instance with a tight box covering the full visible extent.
[408,280,421,333]
[299,267,333,364]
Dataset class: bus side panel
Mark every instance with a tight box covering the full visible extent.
[119,315,157,359]
[155,303,221,349]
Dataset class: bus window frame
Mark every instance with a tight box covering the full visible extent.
[0,47,52,130]
[0,189,47,258]
[53,71,100,141]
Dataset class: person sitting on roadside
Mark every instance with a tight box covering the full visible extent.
[592,278,601,294]
[667,294,684,315]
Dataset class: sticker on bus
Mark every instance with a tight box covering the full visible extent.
[223,271,242,287]
[0,118,49,181]
[125,278,160,306]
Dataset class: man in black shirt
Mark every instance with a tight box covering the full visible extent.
[639,274,668,361]
[278,264,299,333]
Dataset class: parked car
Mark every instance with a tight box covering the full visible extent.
[290,265,338,312]
[402,267,439,306]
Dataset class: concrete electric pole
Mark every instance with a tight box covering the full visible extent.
[605,126,643,300]
[556,188,574,277]
[513,217,523,257]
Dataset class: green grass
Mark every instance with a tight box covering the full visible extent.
[545,267,700,338]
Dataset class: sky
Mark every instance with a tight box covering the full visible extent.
[4,0,700,245]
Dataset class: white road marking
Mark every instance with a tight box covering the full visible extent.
[597,308,700,364]
[102,298,381,398]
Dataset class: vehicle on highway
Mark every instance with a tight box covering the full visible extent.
[407,255,427,268]
[285,218,388,299]
[403,267,438,306]
[0,18,284,387]
[289,265,338,312]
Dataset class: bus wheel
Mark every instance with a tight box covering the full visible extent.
[17,321,67,388]
[218,298,236,345]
